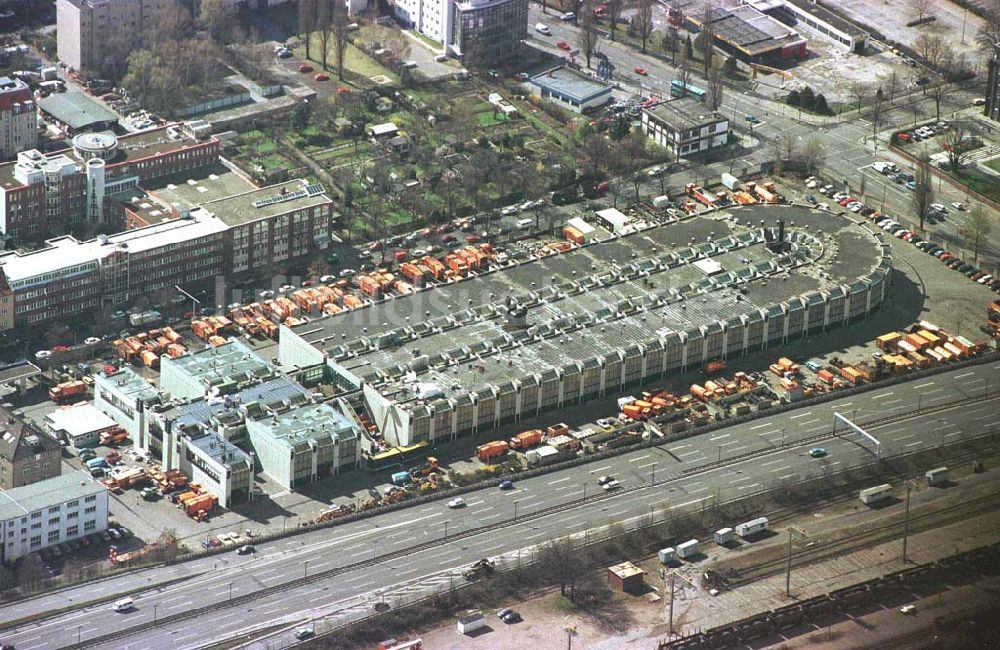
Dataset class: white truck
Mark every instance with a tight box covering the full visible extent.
[859,484,892,505]
[129,310,162,327]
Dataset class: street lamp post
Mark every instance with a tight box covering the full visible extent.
[77,625,82,647]
[650,462,657,484]
[153,603,158,623]
[717,445,722,463]
[174,285,201,318]
[304,559,310,578]
[444,520,449,541]
[228,582,234,603]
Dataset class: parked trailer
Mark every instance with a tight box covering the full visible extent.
[735,516,769,537]
[714,527,734,545]
[925,467,949,486]
[676,539,699,559]
[859,484,893,505]
[658,547,677,563]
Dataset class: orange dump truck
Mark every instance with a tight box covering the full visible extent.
[476,440,509,462]
[49,380,87,403]
[509,429,543,451]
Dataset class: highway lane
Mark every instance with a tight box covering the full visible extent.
[5,362,1000,649]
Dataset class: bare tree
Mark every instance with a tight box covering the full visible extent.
[942,126,970,171]
[976,14,1000,53]
[539,538,589,600]
[870,88,885,145]
[912,0,933,22]
[676,45,693,98]
[635,0,654,54]
[960,206,993,263]
[606,0,623,42]
[198,0,232,44]
[299,0,319,60]
[331,3,352,81]
[849,80,868,115]
[316,0,334,71]
[928,81,946,121]
[914,33,946,67]
[800,137,825,177]
[699,3,716,76]
[579,3,600,70]
[581,132,610,178]
[771,133,796,172]
[912,156,935,230]
[706,63,724,112]
[15,554,48,593]
[885,70,899,102]
[661,28,679,64]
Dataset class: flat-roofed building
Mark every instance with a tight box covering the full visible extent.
[93,367,160,446]
[529,67,613,113]
[0,470,108,562]
[160,339,276,402]
[56,0,175,73]
[667,1,807,64]
[0,76,36,160]
[246,401,362,490]
[641,98,729,160]
[278,206,891,449]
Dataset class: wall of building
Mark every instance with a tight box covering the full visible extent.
[0,476,108,563]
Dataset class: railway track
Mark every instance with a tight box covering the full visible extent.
[729,486,1000,587]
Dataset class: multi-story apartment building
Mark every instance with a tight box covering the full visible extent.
[0,76,36,160]
[0,406,61,490]
[393,0,527,61]
[986,45,1000,123]
[450,0,528,63]
[641,98,730,160]
[0,126,220,240]
[0,470,108,563]
[56,0,174,73]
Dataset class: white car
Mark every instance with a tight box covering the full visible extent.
[84,337,101,345]
[817,203,829,211]
[112,597,135,612]
[978,274,993,284]
[35,350,52,359]
[501,205,520,216]
[447,497,466,508]
[339,268,356,278]
[929,203,948,213]
[950,202,965,211]
[535,23,551,35]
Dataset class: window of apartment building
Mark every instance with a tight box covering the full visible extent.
[84,506,96,514]
[47,530,60,544]
[66,525,78,538]
[30,535,41,549]
[31,522,41,530]
[48,506,59,514]
[67,511,78,520]
[48,517,59,526]
[85,495,96,503]
[84,520,96,532]
[30,512,40,519]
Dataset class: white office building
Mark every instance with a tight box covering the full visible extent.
[0,470,108,562]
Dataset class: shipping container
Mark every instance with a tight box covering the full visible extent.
[876,332,902,350]
[925,467,949,486]
[735,517,769,537]
[714,527,734,545]
[859,483,892,505]
[816,368,835,384]
[676,539,699,558]
[658,547,677,563]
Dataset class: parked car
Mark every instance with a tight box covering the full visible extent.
[634,66,648,75]
[447,497,466,508]
[298,63,313,73]
[236,545,256,555]
[314,73,329,81]
[557,40,571,50]
[294,626,315,640]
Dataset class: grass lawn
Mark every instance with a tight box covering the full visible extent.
[955,168,1000,203]
[986,159,1000,174]
[296,40,397,83]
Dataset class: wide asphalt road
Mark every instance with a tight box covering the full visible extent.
[5,362,999,650]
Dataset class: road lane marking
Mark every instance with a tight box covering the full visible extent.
[761,458,786,467]
[710,433,731,441]
[636,461,658,470]
[547,477,571,485]
[769,465,792,473]
[591,465,613,474]
[905,441,923,447]
[954,372,974,379]
[790,411,814,419]
[737,483,761,491]
[670,497,711,509]
[944,431,961,437]
[913,381,935,389]
[750,423,771,430]
[896,433,915,441]
[871,391,894,400]
[882,399,903,406]
[778,473,797,480]
[629,454,651,463]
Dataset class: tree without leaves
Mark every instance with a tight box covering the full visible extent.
[912,156,935,230]
[928,81,946,121]
[331,3,352,81]
[676,45,693,99]
[942,126,970,171]
[885,70,899,102]
[579,3,600,69]
[912,0,932,22]
[607,0,623,42]
[870,90,885,143]
[661,28,679,64]
[580,132,610,178]
[849,80,868,115]
[198,0,232,44]
[299,0,319,59]
[976,14,1000,53]
[914,33,946,67]
[635,0,654,54]
[960,206,993,263]
[706,62,724,112]
[316,0,334,71]
[800,137,825,177]
[699,3,716,76]
[538,538,589,600]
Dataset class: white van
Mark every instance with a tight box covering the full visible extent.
[112,597,135,612]
[535,23,551,35]
[516,218,533,230]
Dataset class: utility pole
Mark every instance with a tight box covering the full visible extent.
[902,479,920,563]
[785,525,808,597]
[668,572,676,637]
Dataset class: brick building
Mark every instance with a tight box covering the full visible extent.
[0,126,220,240]
[0,76,36,160]
[0,405,61,490]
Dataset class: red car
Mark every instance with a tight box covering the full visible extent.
[314,72,329,81]
[298,63,314,73]
[442,234,457,243]
[437,223,455,233]
[336,86,351,94]
[557,41,570,50]
[634,66,648,76]
[51,345,70,353]
[466,234,483,243]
